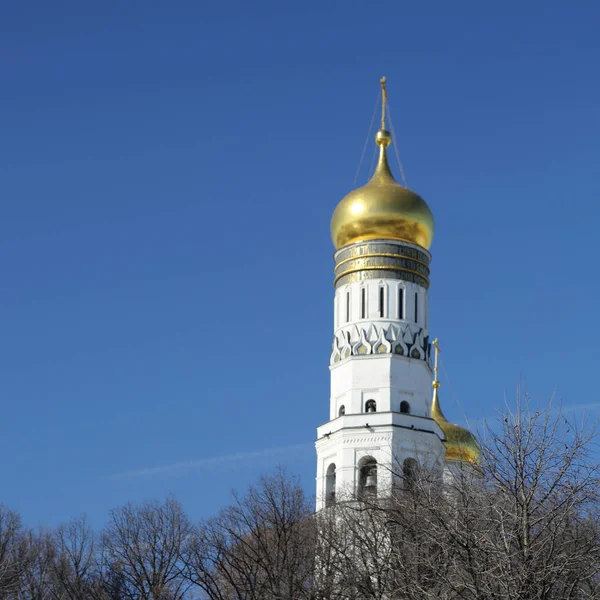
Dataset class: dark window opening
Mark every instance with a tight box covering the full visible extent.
[379,286,384,317]
[414,292,418,323]
[398,287,404,320]
[346,292,350,323]
[403,458,418,490]
[400,401,410,414]
[358,458,377,500]
[326,463,336,507]
[338,405,345,416]
[365,399,377,413]
[361,288,366,319]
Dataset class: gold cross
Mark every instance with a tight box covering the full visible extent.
[432,338,440,382]
[380,76,388,129]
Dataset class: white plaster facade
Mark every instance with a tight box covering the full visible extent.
[316,275,446,511]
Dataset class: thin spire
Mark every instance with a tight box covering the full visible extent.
[431,338,447,421]
[432,337,440,387]
[380,76,388,130]
[371,76,394,181]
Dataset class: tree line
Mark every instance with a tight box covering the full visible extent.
[2,398,600,599]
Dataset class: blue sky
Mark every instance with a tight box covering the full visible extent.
[1,0,599,528]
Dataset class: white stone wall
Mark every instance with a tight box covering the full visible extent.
[329,354,432,419]
[334,279,427,332]
[315,422,445,510]
[316,275,445,512]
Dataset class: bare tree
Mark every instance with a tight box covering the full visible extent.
[2,394,600,600]
[16,530,57,600]
[100,496,192,600]
[49,515,98,600]
[469,396,600,599]
[182,468,316,600]
[307,394,600,600]
[0,505,27,599]
[373,395,600,600]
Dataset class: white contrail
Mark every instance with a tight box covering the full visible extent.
[112,442,313,479]
[562,402,600,413]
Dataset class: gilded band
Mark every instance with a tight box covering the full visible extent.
[334,252,431,273]
[334,265,431,287]
[335,242,430,265]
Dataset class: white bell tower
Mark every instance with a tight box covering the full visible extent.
[315,78,446,510]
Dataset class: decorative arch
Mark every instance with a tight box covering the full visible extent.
[352,329,372,355]
[372,328,391,354]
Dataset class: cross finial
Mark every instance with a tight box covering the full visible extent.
[432,338,440,386]
[380,76,388,130]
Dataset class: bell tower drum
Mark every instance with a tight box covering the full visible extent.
[315,78,446,510]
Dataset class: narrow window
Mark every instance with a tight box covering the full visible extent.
[400,401,410,414]
[398,287,404,319]
[326,463,337,507]
[338,405,345,416]
[346,291,350,323]
[361,288,366,319]
[334,293,338,329]
[414,291,418,323]
[403,458,418,490]
[379,286,384,317]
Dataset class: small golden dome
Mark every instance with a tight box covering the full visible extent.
[431,382,480,464]
[330,129,434,251]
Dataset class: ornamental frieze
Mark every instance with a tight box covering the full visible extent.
[343,435,394,445]
[330,323,430,364]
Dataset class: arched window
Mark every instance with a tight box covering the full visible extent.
[326,463,336,507]
[403,458,418,490]
[338,405,346,416]
[358,457,377,500]
[400,401,410,414]
[365,399,377,413]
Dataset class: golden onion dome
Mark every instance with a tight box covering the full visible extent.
[430,339,480,464]
[431,382,480,464]
[330,128,434,250]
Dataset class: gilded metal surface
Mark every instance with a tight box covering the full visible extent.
[335,256,430,279]
[334,239,431,289]
[334,252,431,272]
[336,240,430,264]
[431,339,480,464]
[335,269,428,288]
[336,239,430,262]
[330,130,435,251]
[334,265,430,288]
